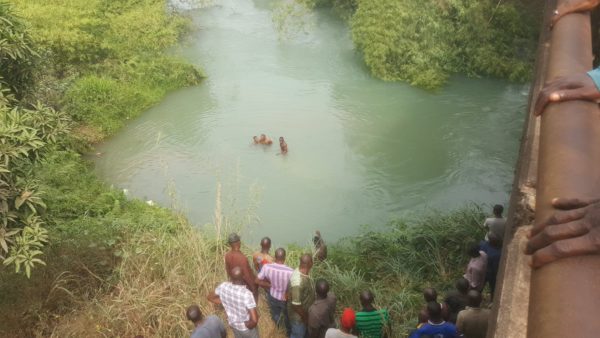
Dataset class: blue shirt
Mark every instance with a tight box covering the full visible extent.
[409,321,458,338]
[587,68,600,91]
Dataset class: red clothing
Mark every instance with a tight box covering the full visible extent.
[225,250,257,296]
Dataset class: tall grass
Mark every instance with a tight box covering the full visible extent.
[313,206,486,335]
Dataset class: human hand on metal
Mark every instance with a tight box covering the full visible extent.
[533,73,600,116]
[550,0,600,29]
[526,197,600,268]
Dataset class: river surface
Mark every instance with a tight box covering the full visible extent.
[94,0,528,244]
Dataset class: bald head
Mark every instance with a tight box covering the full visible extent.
[467,290,482,308]
[315,279,329,299]
[186,304,203,324]
[456,277,469,294]
[230,266,243,283]
[359,290,374,308]
[423,287,437,302]
[427,301,442,321]
[274,247,286,262]
[260,237,271,250]
[299,253,313,270]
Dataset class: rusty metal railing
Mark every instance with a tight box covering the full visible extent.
[488,1,600,337]
[528,0,600,336]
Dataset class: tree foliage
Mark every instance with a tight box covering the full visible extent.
[0,104,71,277]
[0,1,37,98]
[301,0,537,89]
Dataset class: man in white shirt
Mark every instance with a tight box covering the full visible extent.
[208,266,259,338]
[482,204,506,242]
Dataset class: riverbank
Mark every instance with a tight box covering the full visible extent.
[1,1,495,337]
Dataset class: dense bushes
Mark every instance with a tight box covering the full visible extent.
[11,0,204,136]
[0,1,37,99]
[313,206,486,334]
[302,0,537,89]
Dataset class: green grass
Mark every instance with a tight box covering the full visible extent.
[0,0,492,336]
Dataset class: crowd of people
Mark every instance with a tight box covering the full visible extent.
[184,204,506,338]
[181,2,600,337]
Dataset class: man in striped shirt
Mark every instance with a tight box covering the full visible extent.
[256,247,294,334]
[355,290,391,338]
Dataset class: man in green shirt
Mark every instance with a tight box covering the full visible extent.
[355,290,391,338]
[288,254,315,338]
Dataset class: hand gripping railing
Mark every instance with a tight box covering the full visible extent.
[529,1,600,337]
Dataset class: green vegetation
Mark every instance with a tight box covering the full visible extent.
[0,0,204,335]
[13,0,203,137]
[0,0,499,336]
[293,0,537,89]
[314,206,486,334]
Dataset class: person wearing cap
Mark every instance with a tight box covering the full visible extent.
[225,233,258,299]
[325,308,357,338]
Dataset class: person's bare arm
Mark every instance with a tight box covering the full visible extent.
[242,260,258,294]
[526,197,600,268]
[255,276,271,289]
[207,291,222,305]
[533,73,600,116]
[252,253,261,272]
[552,0,600,28]
[245,308,259,329]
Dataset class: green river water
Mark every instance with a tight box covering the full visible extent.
[94,0,528,244]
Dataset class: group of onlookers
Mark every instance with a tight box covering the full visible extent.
[187,205,505,338]
[409,204,506,338]
[188,231,393,338]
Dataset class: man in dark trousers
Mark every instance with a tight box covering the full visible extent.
[308,279,336,338]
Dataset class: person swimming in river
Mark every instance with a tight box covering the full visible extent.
[279,137,288,154]
[252,134,273,145]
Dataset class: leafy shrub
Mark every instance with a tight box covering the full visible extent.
[0,1,37,98]
[0,104,71,277]
[301,0,538,89]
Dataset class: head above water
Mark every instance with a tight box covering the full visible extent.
[456,277,470,294]
[315,278,329,299]
[260,134,266,141]
[359,290,375,308]
[467,290,482,308]
[186,304,203,324]
[230,266,244,284]
[493,204,504,217]
[279,136,284,142]
[423,287,438,302]
[468,243,481,258]
[274,247,286,262]
[260,237,271,251]
[426,301,442,321]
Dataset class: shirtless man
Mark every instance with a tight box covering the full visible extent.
[279,137,288,154]
[253,134,273,145]
[551,0,599,28]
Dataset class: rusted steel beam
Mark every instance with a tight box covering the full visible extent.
[528,2,600,337]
